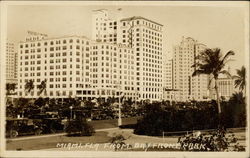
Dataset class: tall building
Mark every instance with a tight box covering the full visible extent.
[120,17,164,101]
[163,59,175,101]
[6,41,18,84]
[92,10,164,101]
[92,9,123,44]
[17,32,136,100]
[173,37,209,102]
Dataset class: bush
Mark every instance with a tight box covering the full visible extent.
[178,127,245,151]
[65,118,95,136]
[134,99,246,136]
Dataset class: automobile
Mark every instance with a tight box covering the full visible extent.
[41,118,64,133]
[6,118,43,138]
[29,113,64,134]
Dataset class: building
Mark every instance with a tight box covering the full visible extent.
[173,37,209,102]
[6,41,18,84]
[120,16,163,101]
[92,10,164,101]
[209,77,238,100]
[163,59,175,101]
[92,9,123,44]
[17,32,136,100]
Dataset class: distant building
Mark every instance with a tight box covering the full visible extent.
[209,77,238,100]
[173,37,209,101]
[6,41,17,84]
[163,59,175,101]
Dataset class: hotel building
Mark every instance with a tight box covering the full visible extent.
[173,37,209,101]
[17,31,136,100]
[92,9,164,101]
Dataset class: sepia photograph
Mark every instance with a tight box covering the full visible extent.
[0,1,249,158]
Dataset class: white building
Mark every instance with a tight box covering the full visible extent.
[163,59,175,101]
[17,32,136,100]
[120,16,164,101]
[173,37,209,102]
[92,9,123,44]
[92,10,164,101]
[209,77,238,100]
[6,41,17,84]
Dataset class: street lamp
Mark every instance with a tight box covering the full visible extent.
[69,106,73,120]
[118,90,122,126]
[115,84,122,126]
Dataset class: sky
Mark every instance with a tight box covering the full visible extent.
[6,3,248,74]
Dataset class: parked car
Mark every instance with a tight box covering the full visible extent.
[29,114,64,134]
[6,118,43,138]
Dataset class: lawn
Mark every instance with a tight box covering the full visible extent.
[6,131,111,150]
[89,116,140,129]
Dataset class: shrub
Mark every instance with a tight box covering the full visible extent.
[109,134,132,151]
[65,118,95,136]
[178,127,245,151]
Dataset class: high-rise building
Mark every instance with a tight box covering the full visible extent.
[163,58,174,101]
[173,37,209,101]
[120,17,164,101]
[6,41,18,84]
[92,9,123,44]
[92,10,164,101]
[17,32,135,100]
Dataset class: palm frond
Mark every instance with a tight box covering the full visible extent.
[219,70,232,78]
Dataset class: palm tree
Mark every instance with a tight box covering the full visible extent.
[233,66,246,96]
[192,48,234,124]
[6,83,17,95]
[37,79,47,96]
[6,83,17,105]
[24,79,34,96]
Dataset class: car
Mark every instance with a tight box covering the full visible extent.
[6,118,43,138]
[29,114,64,134]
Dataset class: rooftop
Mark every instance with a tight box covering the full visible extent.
[120,16,163,27]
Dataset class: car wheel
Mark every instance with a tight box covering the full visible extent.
[34,129,42,135]
[10,130,18,138]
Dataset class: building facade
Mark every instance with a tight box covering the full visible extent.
[17,32,136,100]
[209,77,238,100]
[92,10,164,101]
[120,16,164,101]
[173,37,209,102]
[6,41,18,84]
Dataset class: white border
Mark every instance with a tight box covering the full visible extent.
[0,1,249,158]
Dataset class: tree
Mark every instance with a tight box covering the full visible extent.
[233,66,246,96]
[192,48,234,125]
[230,92,246,127]
[6,83,17,95]
[24,79,34,96]
[37,79,47,96]
[6,83,17,105]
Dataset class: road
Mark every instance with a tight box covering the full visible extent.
[7,127,119,141]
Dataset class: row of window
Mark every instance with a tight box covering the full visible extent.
[20,39,90,48]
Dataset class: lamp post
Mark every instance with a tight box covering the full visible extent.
[118,92,122,126]
[116,84,122,126]
[69,106,73,120]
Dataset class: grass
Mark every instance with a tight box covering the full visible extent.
[89,116,140,129]
[6,131,110,150]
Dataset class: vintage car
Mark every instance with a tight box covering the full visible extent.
[6,118,43,138]
[29,113,64,134]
